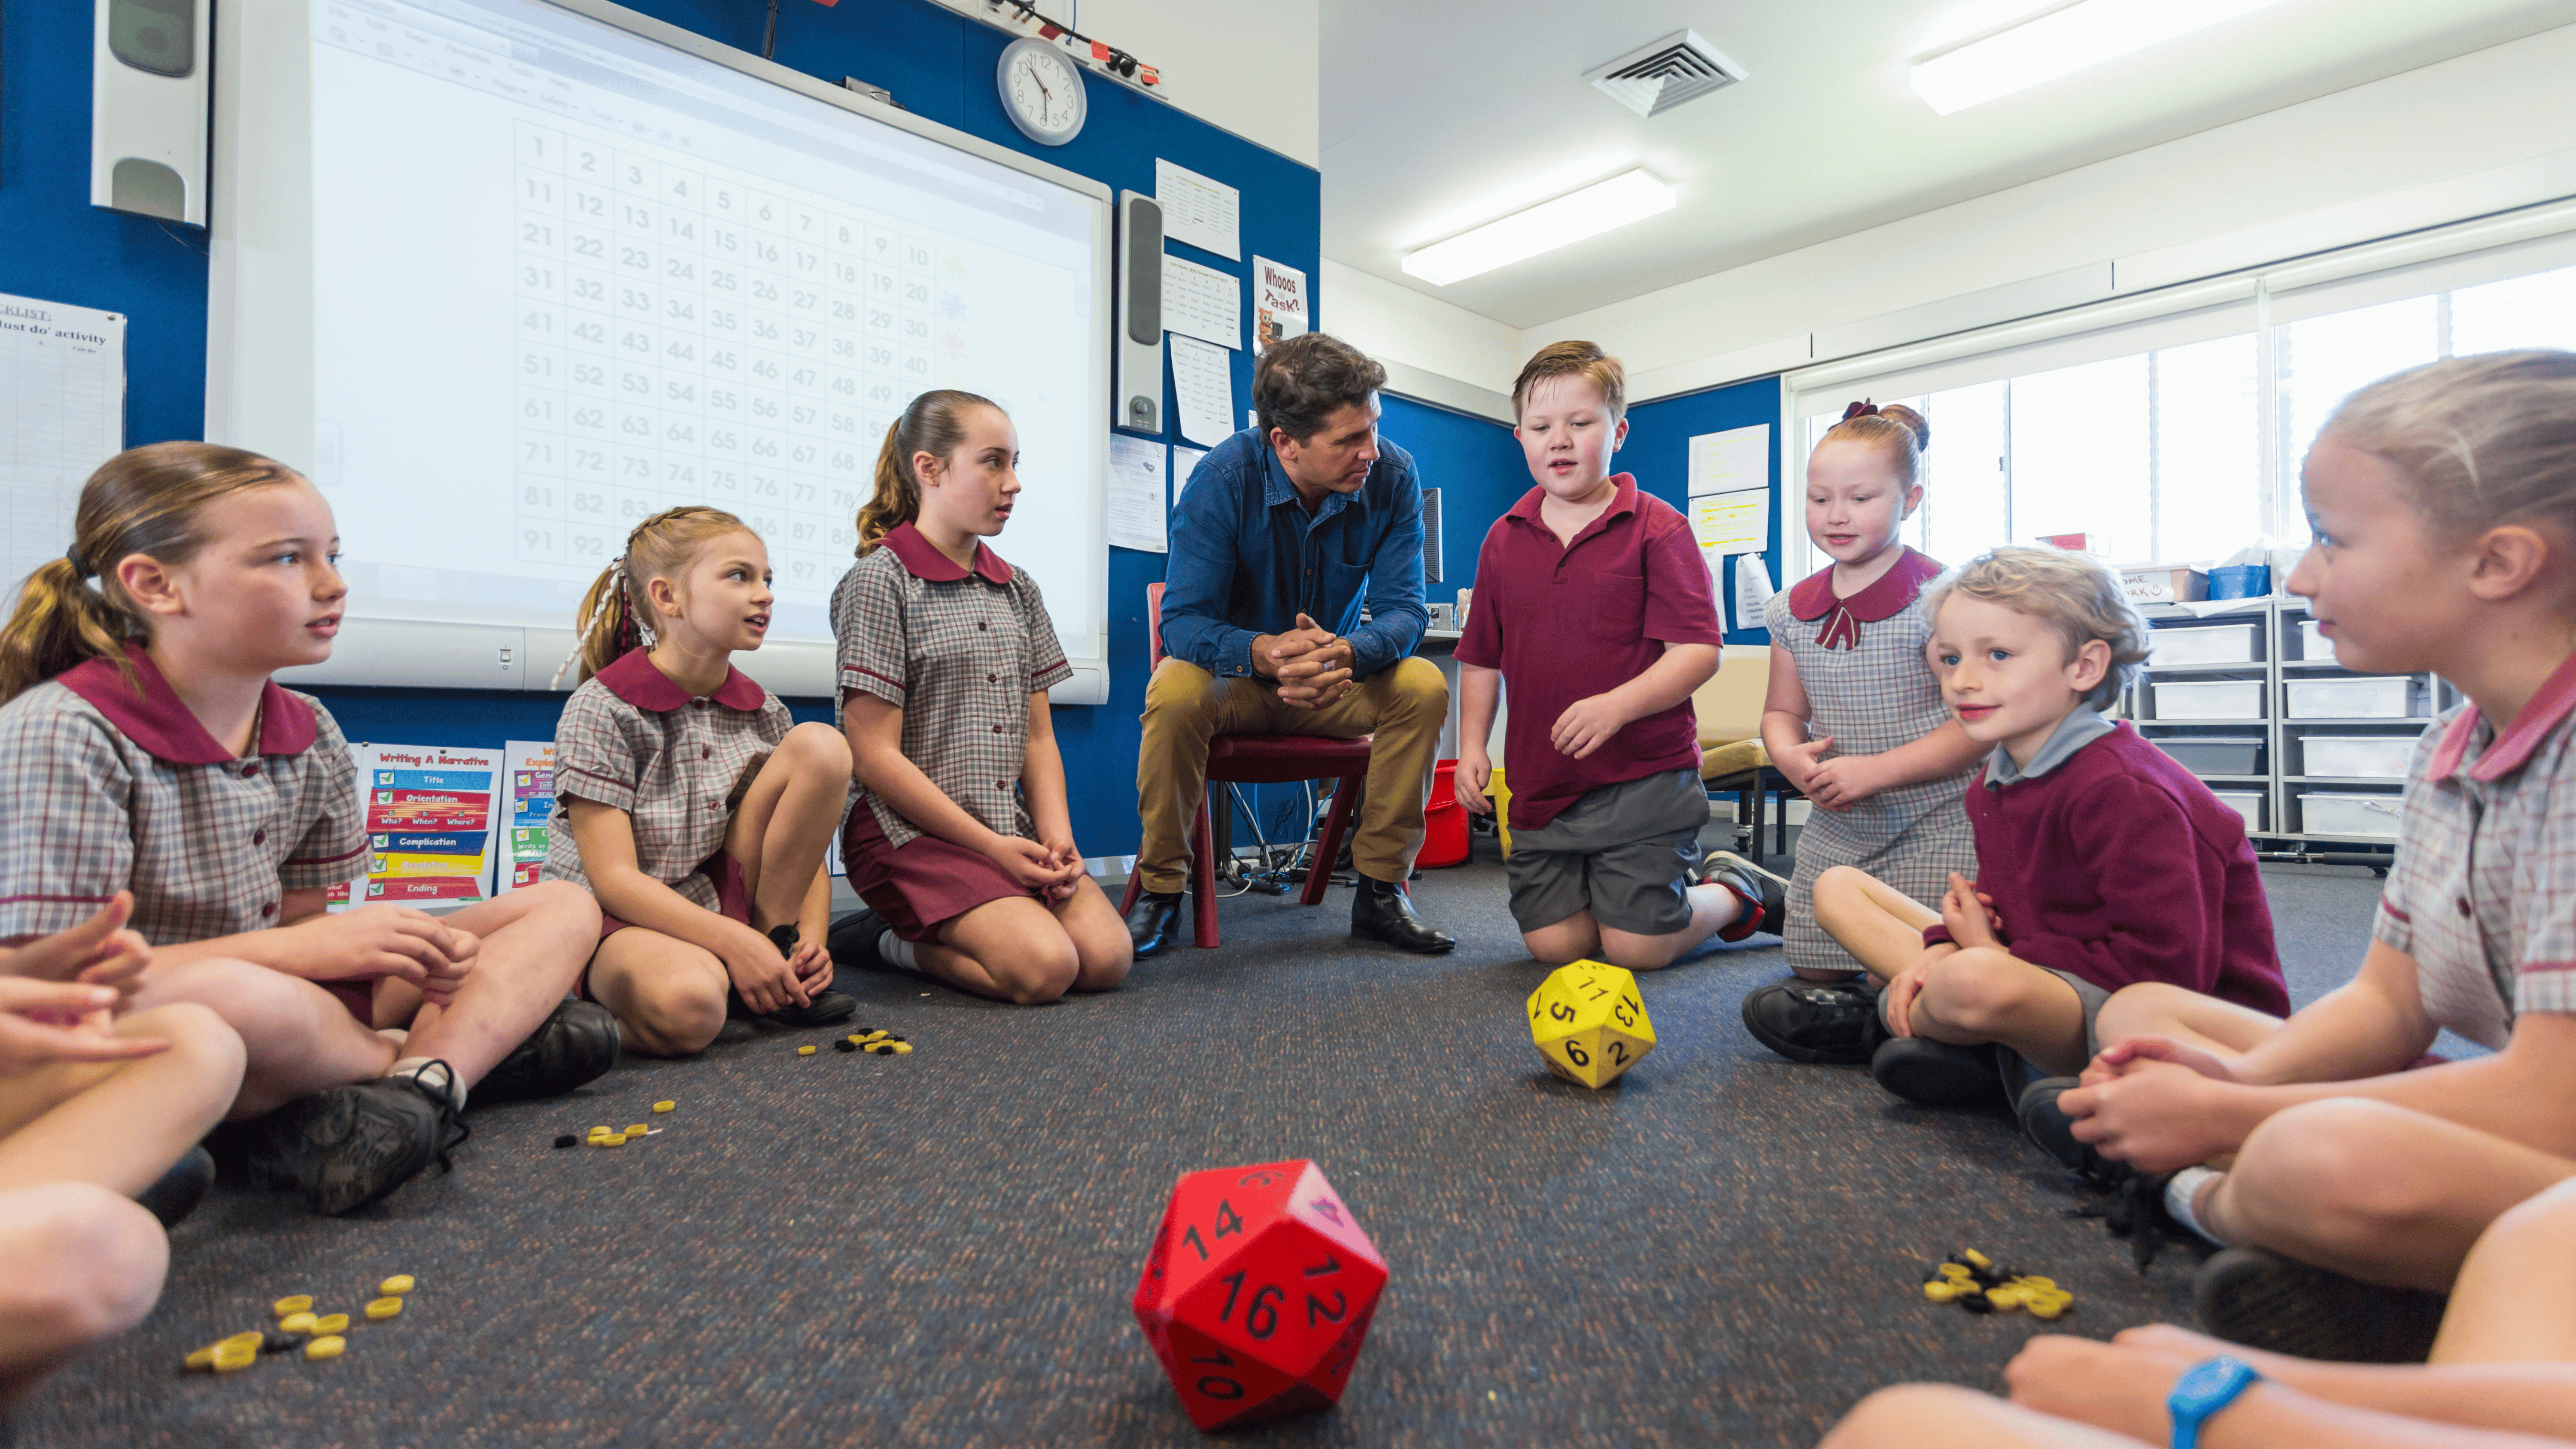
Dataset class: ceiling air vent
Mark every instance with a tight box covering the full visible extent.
[1584,30,1747,118]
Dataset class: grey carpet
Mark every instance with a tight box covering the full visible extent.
[5,848,2414,1448]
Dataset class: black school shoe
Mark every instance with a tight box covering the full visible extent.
[474,999,622,1106]
[134,1145,216,1229]
[240,1066,468,1217]
[2016,1075,2129,1182]
[2194,1247,2447,1363]
[1698,852,1787,939]
[1740,978,1885,1064]
[727,923,860,1027]
[1870,1036,2006,1107]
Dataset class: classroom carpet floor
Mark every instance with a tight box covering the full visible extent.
[5,848,2425,1449]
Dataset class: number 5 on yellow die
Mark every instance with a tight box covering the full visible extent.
[1526,961,1655,1088]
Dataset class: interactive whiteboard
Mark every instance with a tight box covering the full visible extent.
[211,0,1114,699]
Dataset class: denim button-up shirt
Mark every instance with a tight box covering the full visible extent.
[1161,425,1429,683]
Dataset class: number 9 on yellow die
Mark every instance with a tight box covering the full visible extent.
[1526,960,1654,1088]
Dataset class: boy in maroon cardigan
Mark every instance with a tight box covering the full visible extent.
[1808,546,2291,1109]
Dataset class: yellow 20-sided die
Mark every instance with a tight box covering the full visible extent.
[1526,960,1654,1088]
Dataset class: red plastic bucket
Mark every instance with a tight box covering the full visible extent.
[1419,759,1468,869]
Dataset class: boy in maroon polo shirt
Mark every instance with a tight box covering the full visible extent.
[1808,545,2292,1108]
[1455,342,1783,969]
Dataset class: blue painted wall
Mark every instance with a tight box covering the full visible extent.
[0,0,1337,860]
[1622,376,1786,646]
[1377,394,1522,595]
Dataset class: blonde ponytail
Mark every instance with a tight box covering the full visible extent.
[0,443,301,703]
[557,505,754,686]
[856,389,1002,555]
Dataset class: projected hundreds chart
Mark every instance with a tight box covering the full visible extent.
[513,122,958,594]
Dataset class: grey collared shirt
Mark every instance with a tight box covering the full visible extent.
[1982,707,2117,789]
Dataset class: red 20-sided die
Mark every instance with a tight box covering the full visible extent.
[1132,1159,1388,1430]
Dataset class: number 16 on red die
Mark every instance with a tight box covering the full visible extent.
[1131,1159,1389,1431]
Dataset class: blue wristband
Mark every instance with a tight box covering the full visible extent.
[2168,1355,2261,1449]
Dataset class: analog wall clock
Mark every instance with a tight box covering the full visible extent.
[998,36,1086,146]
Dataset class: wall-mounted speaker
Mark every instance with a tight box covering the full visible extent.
[92,0,210,225]
[1115,189,1163,433]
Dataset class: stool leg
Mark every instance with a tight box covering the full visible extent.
[1118,861,1143,914]
[1303,772,1364,906]
[1191,787,1221,948]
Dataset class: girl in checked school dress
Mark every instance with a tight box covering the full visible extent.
[1739,404,1986,1063]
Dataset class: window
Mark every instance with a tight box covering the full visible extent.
[1793,254,2576,569]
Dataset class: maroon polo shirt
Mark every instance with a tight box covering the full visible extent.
[1455,474,1725,832]
[1923,722,2293,1014]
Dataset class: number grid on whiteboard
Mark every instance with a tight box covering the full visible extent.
[511,120,969,601]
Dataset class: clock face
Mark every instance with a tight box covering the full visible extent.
[999,39,1084,145]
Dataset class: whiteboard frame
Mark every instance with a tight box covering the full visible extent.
[210,0,1116,702]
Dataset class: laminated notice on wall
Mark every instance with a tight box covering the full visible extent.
[1252,256,1307,354]
[1734,553,1775,633]
[499,740,555,893]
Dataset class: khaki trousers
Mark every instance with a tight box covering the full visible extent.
[1134,656,1449,894]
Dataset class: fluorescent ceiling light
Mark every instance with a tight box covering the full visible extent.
[1911,0,2291,115]
[1401,170,1676,286]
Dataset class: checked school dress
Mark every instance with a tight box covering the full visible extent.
[1764,548,1978,976]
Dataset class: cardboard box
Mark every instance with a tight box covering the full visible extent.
[2120,565,2208,605]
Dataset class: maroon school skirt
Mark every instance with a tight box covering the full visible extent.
[841,802,1034,943]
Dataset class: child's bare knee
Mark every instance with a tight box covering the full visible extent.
[124,1003,246,1096]
[2,1188,166,1349]
[2095,981,2194,1039]
[1821,1385,1986,1448]
[1919,949,2030,1034]
[997,939,1081,1005]
[1601,934,1681,972]
[628,977,726,1054]
[779,720,853,775]
[1811,865,1867,911]
[2233,1099,2428,1245]
[512,879,605,940]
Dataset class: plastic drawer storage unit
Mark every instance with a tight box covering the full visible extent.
[2302,792,2403,837]
[2303,735,2415,778]
[2298,619,2336,661]
[2285,677,2424,719]
[2211,791,2265,833]
[2156,737,2263,775]
[2148,624,2259,667]
[2151,679,2263,720]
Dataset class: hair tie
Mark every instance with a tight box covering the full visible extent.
[64,547,93,579]
[1841,400,1880,422]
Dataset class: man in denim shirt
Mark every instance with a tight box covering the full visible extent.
[1128,334,1454,957]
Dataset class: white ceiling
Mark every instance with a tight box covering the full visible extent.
[1320,0,2576,328]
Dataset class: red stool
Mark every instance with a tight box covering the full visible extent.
[1118,583,1373,949]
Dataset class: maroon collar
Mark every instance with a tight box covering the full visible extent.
[880,520,1013,585]
[1786,548,1944,650]
[58,643,318,765]
[593,647,769,713]
[2430,648,2576,782]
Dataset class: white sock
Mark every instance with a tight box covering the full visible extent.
[383,1057,466,1111]
[2165,1166,2226,1244]
[376,1027,409,1046]
[878,934,918,971]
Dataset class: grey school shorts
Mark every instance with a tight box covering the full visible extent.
[1503,767,1709,937]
